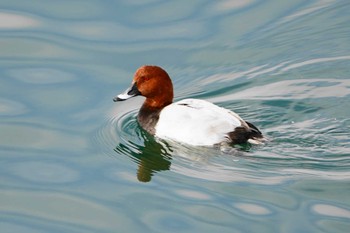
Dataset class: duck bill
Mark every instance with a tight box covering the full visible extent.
[113,82,141,102]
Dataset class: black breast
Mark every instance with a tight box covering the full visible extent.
[137,105,162,135]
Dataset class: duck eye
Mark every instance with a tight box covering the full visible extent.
[142,76,150,81]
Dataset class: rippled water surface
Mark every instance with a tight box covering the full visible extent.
[1,1,350,232]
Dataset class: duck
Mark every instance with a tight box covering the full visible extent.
[113,65,265,146]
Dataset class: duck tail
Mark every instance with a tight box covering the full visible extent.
[245,121,267,145]
[227,121,266,145]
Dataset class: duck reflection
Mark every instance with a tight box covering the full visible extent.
[115,129,172,182]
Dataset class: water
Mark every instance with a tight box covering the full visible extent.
[1,0,350,232]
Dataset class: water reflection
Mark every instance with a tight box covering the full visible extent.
[115,128,172,182]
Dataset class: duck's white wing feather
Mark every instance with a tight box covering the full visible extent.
[155,99,244,146]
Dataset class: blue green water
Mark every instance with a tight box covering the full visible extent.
[1,0,350,232]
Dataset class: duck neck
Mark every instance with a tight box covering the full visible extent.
[138,104,164,135]
[137,94,173,134]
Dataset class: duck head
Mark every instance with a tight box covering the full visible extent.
[114,65,174,108]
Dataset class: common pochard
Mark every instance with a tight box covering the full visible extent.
[114,65,264,146]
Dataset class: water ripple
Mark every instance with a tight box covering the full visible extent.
[278,56,350,73]
[234,202,272,216]
[0,98,28,116]
[0,11,40,29]
[7,67,77,84]
[210,78,350,100]
[9,161,80,184]
[312,204,350,219]
[0,189,135,232]
[1,0,350,232]
[96,101,350,184]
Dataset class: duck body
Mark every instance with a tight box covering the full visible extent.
[114,65,264,146]
[156,99,244,146]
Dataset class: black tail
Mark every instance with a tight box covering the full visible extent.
[245,121,265,144]
[245,121,263,138]
[227,121,264,145]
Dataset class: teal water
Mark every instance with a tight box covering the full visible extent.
[1,0,350,232]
